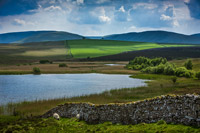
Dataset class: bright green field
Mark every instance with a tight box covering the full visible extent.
[68,39,194,58]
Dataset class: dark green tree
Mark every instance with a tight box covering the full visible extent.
[196,72,200,80]
[184,59,193,70]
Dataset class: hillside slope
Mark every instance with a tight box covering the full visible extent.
[103,31,200,44]
[0,31,83,43]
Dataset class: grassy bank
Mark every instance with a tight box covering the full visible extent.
[1,116,199,133]
[1,73,200,116]
[0,58,200,116]
[0,61,139,75]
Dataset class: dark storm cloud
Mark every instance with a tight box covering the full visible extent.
[0,0,38,16]
[186,0,200,19]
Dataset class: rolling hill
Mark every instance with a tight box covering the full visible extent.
[103,31,200,44]
[0,31,83,43]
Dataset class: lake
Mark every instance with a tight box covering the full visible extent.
[0,73,148,105]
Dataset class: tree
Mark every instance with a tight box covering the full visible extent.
[184,59,193,70]
[33,67,41,74]
[196,72,200,80]
[171,76,177,84]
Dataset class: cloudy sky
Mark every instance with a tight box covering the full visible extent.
[0,0,200,35]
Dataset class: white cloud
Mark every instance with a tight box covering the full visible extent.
[96,0,110,4]
[160,14,172,21]
[77,0,84,5]
[184,0,190,3]
[44,6,62,11]
[99,15,111,23]
[14,19,26,25]
[119,6,125,12]
[132,3,158,10]
[13,19,35,26]
[172,19,180,27]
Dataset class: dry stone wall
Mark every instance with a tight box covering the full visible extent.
[42,94,200,126]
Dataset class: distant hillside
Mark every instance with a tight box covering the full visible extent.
[103,31,200,44]
[192,33,200,37]
[0,31,83,43]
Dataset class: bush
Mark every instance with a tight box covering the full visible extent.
[59,63,67,67]
[175,67,187,77]
[196,72,200,80]
[171,76,177,84]
[39,60,50,64]
[163,63,176,75]
[33,67,41,74]
[127,56,167,71]
[184,59,193,70]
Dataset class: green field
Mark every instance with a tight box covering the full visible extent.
[1,116,199,133]
[0,39,197,65]
[0,41,69,65]
[68,39,194,58]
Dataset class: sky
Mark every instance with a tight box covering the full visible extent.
[0,0,200,36]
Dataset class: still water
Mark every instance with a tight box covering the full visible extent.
[0,73,148,105]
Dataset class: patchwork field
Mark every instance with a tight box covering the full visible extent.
[68,39,194,58]
[0,39,198,65]
[0,41,69,65]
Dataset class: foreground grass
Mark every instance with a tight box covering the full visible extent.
[68,39,193,58]
[0,116,199,133]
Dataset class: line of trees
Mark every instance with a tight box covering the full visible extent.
[126,56,200,79]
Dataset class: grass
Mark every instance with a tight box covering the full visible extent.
[0,41,68,65]
[68,39,195,58]
[0,61,138,75]
[0,117,199,133]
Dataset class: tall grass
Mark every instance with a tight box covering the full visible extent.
[1,73,200,116]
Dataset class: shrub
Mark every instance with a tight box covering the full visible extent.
[184,59,193,70]
[33,67,41,74]
[196,72,200,80]
[39,60,50,64]
[175,67,188,77]
[59,63,67,67]
[163,63,176,75]
[127,56,167,71]
[171,76,177,84]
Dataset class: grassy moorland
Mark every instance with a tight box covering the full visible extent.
[68,39,194,58]
[0,61,139,75]
[0,41,69,65]
[0,116,199,133]
[0,39,197,66]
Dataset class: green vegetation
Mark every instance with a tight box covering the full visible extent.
[126,57,196,78]
[68,39,194,58]
[39,60,52,64]
[0,116,199,133]
[184,59,193,70]
[171,76,177,84]
[59,63,67,67]
[196,72,200,80]
[33,67,41,74]
[0,41,68,65]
